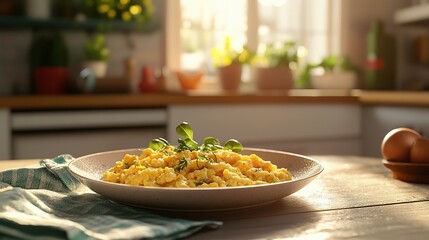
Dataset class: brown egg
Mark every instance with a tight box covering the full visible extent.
[381,128,421,162]
[410,138,429,163]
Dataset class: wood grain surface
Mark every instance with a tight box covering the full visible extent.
[1,155,428,239]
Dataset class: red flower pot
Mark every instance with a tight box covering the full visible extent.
[34,67,68,94]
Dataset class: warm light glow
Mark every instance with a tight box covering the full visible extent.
[120,0,130,5]
[258,25,270,36]
[180,0,247,72]
[182,20,192,29]
[297,46,308,58]
[107,10,116,19]
[122,12,132,21]
[258,0,287,7]
[98,4,110,14]
[130,5,142,15]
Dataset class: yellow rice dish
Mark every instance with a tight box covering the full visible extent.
[102,145,292,188]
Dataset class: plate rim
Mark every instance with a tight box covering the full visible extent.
[68,147,324,191]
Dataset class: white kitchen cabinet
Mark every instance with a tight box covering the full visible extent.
[2,102,364,159]
[7,109,167,159]
[168,104,362,156]
[13,127,165,159]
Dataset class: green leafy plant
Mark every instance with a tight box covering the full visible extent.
[84,0,154,22]
[148,122,243,153]
[317,55,358,72]
[84,34,109,62]
[297,55,359,88]
[29,31,69,68]
[254,41,298,68]
[210,36,255,67]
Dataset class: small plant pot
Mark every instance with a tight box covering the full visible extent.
[217,63,242,91]
[34,67,68,94]
[175,70,204,91]
[253,66,294,90]
[83,61,107,78]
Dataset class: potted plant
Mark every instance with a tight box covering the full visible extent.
[252,41,298,90]
[29,31,69,94]
[83,0,154,22]
[211,36,254,91]
[83,33,109,78]
[301,55,359,89]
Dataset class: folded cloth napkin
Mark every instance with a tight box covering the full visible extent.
[0,155,222,240]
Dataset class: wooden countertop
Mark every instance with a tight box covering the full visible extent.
[360,90,429,107]
[0,89,359,110]
[1,155,428,239]
[0,90,428,110]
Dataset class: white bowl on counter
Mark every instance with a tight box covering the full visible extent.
[311,71,357,90]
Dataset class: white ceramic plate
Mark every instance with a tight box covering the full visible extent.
[68,148,323,212]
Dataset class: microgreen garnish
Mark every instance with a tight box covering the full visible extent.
[194,181,204,186]
[148,138,169,151]
[201,137,222,152]
[198,154,211,162]
[223,139,243,153]
[176,122,193,140]
[148,122,243,154]
[174,157,188,171]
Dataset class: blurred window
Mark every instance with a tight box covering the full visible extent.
[178,0,339,74]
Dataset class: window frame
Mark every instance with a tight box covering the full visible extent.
[165,0,341,73]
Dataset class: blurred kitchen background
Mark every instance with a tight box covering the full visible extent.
[1,0,429,160]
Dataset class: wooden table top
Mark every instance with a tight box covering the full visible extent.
[1,155,428,239]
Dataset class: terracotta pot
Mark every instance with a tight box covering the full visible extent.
[253,66,294,90]
[139,66,158,93]
[34,67,68,94]
[216,63,242,91]
[175,70,204,91]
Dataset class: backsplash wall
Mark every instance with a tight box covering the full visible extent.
[0,1,165,95]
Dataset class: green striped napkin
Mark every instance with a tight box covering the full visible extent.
[0,155,222,240]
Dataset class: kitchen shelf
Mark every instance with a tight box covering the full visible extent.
[395,3,429,25]
[0,16,158,32]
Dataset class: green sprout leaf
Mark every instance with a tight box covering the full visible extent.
[148,138,169,151]
[148,122,244,155]
[203,137,221,146]
[176,138,199,152]
[183,138,199,151]
[201,137,222,151]
[157,137,170,145]
[176,122,194,140]
[224,139,243,153]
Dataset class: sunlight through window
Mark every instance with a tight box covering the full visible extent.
[179,0,336,76]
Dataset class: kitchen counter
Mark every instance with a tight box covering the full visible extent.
[0,89,363,160]
[360,91,429,107]
[0,89,359,110]
[1,155,428,239]
[1,90,429,110]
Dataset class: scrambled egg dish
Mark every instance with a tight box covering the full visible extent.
[103,146,292,188]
